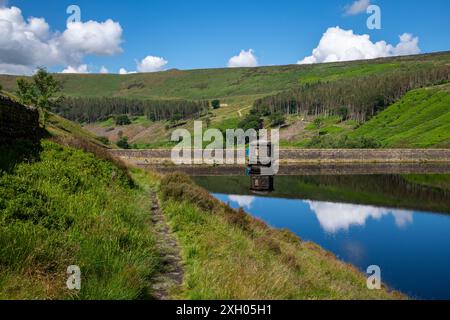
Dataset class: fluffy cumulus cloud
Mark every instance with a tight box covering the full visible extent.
[61,64,89,74]
[119,67,129,75]
[136,55,168,72]
[59,20,123,57]
[119,55,168,74]
[344,0,371,15]
[227,49,258,68]
[297,27,420,65]
[0,5,123,74]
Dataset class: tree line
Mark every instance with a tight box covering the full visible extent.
[53,97,211,123]
[253,65,450,122]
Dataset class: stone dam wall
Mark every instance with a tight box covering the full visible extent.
[110,148,450,164]
[0,95,39,144]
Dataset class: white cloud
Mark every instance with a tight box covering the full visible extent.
[99,66,109,74]
[119,68,137,75]
[136,55,168,73]
[60,20,123,57]
[392,33,420,56]
[61,64,89,74]
[119,68,129,75]
[344,0,371,16]
[297,27,420,65]
[228,195,256,209]
[227,49,258,68]
[305,200,413,233]
[0,5,123,75]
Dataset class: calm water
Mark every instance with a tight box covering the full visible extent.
[194,174,450,300]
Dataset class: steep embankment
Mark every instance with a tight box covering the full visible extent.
[351,84,450,148]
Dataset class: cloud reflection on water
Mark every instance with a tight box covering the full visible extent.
[228,195,256,209]
[305,200,414,233]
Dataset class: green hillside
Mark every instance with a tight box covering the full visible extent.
[1,52,449,103]
[1,52,449,150]
[351,84,450,148]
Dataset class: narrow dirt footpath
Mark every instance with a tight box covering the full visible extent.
[149,192,184,300]
[237,106,251,117]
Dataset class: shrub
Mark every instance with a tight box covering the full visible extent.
[313,118,323,130]
[238,114,263,132]
[117,136,130,149]
[115,115,131,126]
[211,100,221,109]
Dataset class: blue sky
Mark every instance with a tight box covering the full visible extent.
[3,0,450,74]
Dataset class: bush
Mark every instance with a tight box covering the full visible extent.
[115,115,131,126]
[238,114,263,132]
[117,136,130,149]
[211,100,221,109]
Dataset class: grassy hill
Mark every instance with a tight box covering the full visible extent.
[350,84,450,148]
[1,52,449,150]
[276,83,450,149]
[79,82,450,149]
[1,52,449,103]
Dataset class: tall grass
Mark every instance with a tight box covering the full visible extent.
[159,173,404,300]
[0,140,159,299]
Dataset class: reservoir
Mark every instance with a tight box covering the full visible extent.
[193,173,450,299]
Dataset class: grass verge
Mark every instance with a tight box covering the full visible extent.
[158,173,404,299]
